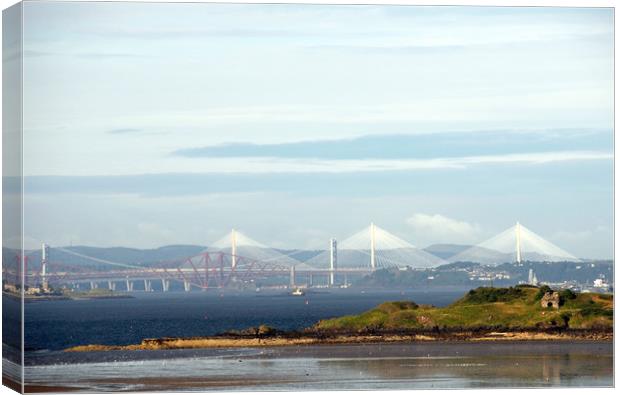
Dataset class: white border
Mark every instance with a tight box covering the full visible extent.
[0,1,616,395]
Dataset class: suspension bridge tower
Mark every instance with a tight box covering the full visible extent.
[515,221,522,264]
[370,222,377,270]
[231,229,237,269]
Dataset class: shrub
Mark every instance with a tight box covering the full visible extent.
[515,284,538,289]
[559,289,577,305]
[535,285,553,300]
[560,312,572,327]
[460,287,524,304]
[377,301,419,314]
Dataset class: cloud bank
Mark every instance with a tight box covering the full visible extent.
[407,213,482,244]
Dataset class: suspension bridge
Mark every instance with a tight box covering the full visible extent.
[4,221,580,292]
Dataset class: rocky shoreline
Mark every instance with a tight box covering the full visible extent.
[65,328,612,352]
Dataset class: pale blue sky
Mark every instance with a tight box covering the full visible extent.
[18,2,613,258]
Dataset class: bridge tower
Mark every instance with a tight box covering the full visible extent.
[329,238,337,286]
[41,243,49,291]
[515,221,522,264]
[231,229,237,269]
[370,222,376,270]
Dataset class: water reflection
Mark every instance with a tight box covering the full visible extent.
[313,353,612,388]
[23,342,613,391]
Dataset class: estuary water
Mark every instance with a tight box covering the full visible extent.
[22,288,468,352]
[2,288,614,391]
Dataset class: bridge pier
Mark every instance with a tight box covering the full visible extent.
[161,279,170,292]
[107,281,116,291]
[126,279,134,292]
[183,280,191,292]
[289,266,296,288]
[90,281,98,290]
[308,274,313,288]
[144,279,152,292]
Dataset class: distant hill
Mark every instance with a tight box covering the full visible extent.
[23,245,207,270]
[356,260,613,288]
[423,244,473,260]
[275,249,323,263]
[17,245,324,271]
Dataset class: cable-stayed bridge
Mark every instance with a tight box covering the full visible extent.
[305,223,445,270]
[7,221,581,292]
[449,222,579,265]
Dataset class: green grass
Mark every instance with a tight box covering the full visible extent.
[315,286,613,332]
[455,286,528,304]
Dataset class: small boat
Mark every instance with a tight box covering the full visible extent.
[291,288,305,296]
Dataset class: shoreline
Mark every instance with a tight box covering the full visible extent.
[3,291,134,302]
[65,330,612,352]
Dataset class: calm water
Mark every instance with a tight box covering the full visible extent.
[2,289,614,390]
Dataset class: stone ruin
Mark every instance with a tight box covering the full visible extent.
[541,291,560,309]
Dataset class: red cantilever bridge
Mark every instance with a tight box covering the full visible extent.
[13,246,334,292]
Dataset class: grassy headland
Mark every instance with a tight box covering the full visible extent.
[315,285,612,332]
[65,285,612,352]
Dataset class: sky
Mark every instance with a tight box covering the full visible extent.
[16,2,614,258]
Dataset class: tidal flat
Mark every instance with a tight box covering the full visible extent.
[19,341,613,392]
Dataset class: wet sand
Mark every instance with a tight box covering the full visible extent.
[258,339,613,359]
[21,340,613,392]
[4,376,80,393]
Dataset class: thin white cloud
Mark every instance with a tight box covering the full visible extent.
[195,150,613,174]
[406,213,481,244]
[103,87,612,127]
[24,84,612,144]
[23,150,612,176]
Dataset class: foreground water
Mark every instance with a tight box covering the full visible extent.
[2,289,614,390]
[19,342,613,391]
